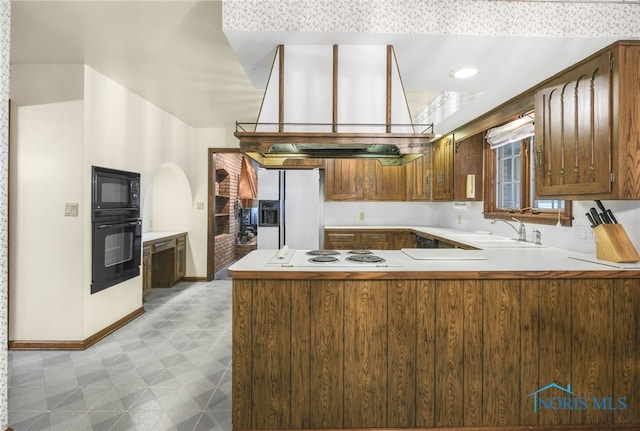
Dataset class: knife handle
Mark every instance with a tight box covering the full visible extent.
[590,208,602,226]
[607,209,618,224]
[586,212,596,228]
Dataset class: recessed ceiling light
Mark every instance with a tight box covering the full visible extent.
[449,67,479,79]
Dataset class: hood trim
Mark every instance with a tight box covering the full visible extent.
[236,130,434,166]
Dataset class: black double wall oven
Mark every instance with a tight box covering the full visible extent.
[91,166,142,294]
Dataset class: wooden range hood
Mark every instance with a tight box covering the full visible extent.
[236,45,434,167]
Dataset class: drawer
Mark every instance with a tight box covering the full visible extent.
[326,233,356,243]
[360,232,389,242]
[143,245,152,256]
[153,238,176,253]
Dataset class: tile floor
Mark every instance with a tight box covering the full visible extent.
[9,280,233,431]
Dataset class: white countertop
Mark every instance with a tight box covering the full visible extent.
[142,231,187,243]
[229,247,640,274]
[229,225,640,275]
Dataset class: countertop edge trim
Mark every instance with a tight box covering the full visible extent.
[227,269,640,280]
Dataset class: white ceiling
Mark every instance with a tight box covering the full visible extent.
[10,1,638,135]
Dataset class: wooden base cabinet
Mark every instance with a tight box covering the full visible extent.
[142,233,187,297]
[142,244,152,298]
[232,277,640,430]
[324,229,416,250]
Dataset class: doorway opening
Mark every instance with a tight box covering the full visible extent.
[207,149,258,279]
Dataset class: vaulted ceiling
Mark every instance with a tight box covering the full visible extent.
[10,0,640,136]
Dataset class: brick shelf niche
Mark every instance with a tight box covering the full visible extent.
[214,154,243,274]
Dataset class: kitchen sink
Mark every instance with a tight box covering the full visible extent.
[446,233,547,248]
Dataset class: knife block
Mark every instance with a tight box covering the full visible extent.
[593,224,640,263]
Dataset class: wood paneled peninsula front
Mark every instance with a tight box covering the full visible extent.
[229,247,640,431]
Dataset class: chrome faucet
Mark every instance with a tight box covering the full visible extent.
[491,217,527,241]
[533,229,542,245]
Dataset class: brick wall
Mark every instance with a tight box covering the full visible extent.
[214,153,242,273]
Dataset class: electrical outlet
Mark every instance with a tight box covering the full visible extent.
[359,212,365,221]
[196,202,204,210]
[457,215,462,224]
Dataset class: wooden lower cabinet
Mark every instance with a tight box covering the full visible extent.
[142,244,152,298]
[232,277,640,430]
[392,231,416,249]
[175,235,186,281]
[324,231,357,249]
[142,233,187,297]
[325,229,416,250]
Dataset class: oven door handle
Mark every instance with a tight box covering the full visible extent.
[96,220,141,229]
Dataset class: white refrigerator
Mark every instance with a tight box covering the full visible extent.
[257,169,323,250]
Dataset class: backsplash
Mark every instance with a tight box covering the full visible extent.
[434,200,640,254]
[324,201,438,227]
[325,200,640,255]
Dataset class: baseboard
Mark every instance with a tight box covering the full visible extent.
[182,276,209,282]
[8,307,145,351]
[245,425,640,431]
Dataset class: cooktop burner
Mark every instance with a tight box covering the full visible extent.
[306,250,340,256]
[347,250,373,255]
[308,256,340,263]
[346,254,386,264]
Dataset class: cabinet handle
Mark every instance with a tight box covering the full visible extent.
[535,150,542,167]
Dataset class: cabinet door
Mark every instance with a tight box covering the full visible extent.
[325,231,357,250]
[534,50,613,196]
[406,151,431,201]
[391,232,415,249]
[453,133,484,201]
[364,160,406,201]
[432,137,454,200]
[143,245,152,298]
[359,231,389,250]
[175,235,186,281]
[324,159,365,201]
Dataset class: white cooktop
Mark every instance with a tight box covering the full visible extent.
[265,249,404,268]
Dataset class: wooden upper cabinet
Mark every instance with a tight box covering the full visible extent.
[535,42,640,199]
[535,50,612,197]
[453,133,484,201]
[364,160,406,201]
[324,159,365,200]
[324,159,406,201]
[406,151,431,201]
[431,137,454,201]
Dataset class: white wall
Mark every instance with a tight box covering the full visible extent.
[9,65,86,340]
[82,66,197,337]
[9,64,221,342]
[324,201,439,227]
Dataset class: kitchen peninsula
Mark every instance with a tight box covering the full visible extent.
[229,237,640,430]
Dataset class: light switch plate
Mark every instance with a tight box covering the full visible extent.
[196,202,205,210]
[64,203,79,217]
